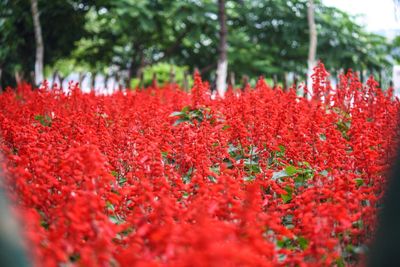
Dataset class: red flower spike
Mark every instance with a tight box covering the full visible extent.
[0,63,398,266]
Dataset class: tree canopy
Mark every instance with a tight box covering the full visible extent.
[0,0,394,88]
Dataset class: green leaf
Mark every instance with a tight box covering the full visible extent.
[109,215,124,225]
[336,120,351,141]
[354,178,364,187]
[222,125,230,131]
[247,164,261,174]
[207,175,218,183]
[223,158,233,169]
[243,175,255,182]
[173,118,189,126]
[181,106,190,113]
[182,167,194,184]
[244,158,259,168]
[119,227,134,236]
[272,170,289,180]
[281,193,292,203]
[277,237,294,249]
[209,165,220,175]
[280,186,293,203]
[277,239,287,248]
[285,165,297,176]
[40,219,49,230]
[298,161,311,168]
[118,176,127,186]
[106,201,115,211]
[34,114,52,127]
[228,143,240,157]
[352,219,363,229]
[297,236,309,250]
[69,253,80,263]
[282,214,293,227]
[169,111,184,117]
[294,176,306,188]
[336,257,345,267]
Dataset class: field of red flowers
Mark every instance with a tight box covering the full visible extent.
[0,63,399,266]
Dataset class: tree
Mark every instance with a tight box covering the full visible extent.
[1,0,34,87]
[216,0,228,97]
[78,0,218,85]
[30,0,44,85]
[1,0,392,89]
[0,0,92,88]
[307,0,317,95]
[226,0,390,84]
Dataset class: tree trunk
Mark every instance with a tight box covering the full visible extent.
[129,53,147,89]
[378,69,382,86]
[360,70,364,83]
[91,72,97,92]
[139,72,144,90]
[51,70,58,89]
[283,72,288,92]
[183,70,189,92]
[15,71,23,85]
[293,73,298,89]
[273,74,278,89]
[116,73,123,91]
[59,76,65,89]
[127,46,142,87]
[241,75,249,92]
[127,55,135,85]
[78,72,86,89]
[229,72,235,88]
[104,73,109,90]
[169,66,175,84]
[216,0,228,97]
[152,73,158,88]
[307,0,317,98]
[30,0,44,86]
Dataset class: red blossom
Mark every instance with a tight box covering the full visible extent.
[0,66,399,266]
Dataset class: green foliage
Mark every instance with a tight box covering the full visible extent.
[336,119,351,141]
[34,114,52,127]
[170,106,213,126]
[285,165,297,176]
[182,167,194,184]
[277,235,309,251]
[110,170,127,186]
[226,144,263,181]
[280,185,293,203]
[392,35,400,64]
[44,58,90,78]
[0,0,91,86]
[130,63,193,88]
[0,0,394,88]
[272,161,315,189]
[354,178,364,187]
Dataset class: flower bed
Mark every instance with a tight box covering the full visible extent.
[0,63,399,266]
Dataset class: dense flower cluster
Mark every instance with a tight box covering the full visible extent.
[0,63,399,266]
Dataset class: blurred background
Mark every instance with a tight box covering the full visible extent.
[0,0,400,93]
